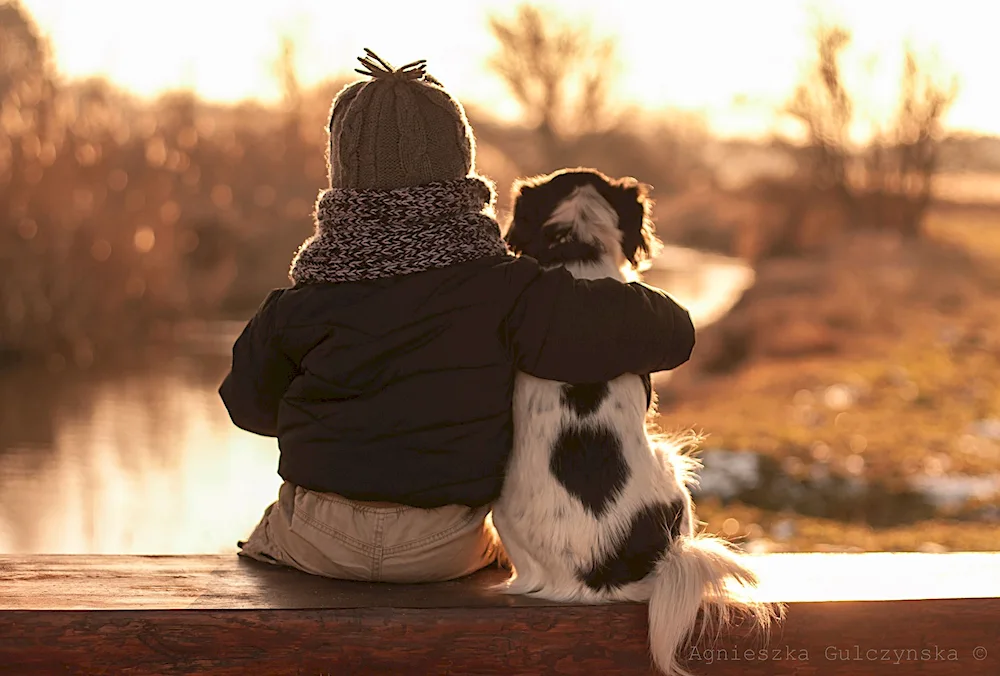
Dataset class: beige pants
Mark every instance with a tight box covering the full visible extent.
[238,481,500,583]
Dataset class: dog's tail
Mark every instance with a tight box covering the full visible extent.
[647,535,780,676]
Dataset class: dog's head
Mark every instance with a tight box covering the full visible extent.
[505,167,661,271]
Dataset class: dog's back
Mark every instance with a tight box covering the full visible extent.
[493,168,776,675]
[498,370,695,597]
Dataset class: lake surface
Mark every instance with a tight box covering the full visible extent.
[0,250,753,554]
[0,354,281,554]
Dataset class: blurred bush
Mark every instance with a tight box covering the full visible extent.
[0,2,341,364]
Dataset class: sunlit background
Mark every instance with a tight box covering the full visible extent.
[21,0,1000,139]
[2,0,999,555]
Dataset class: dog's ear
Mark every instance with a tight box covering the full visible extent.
[606,179,661,267]
[505,177,546,257]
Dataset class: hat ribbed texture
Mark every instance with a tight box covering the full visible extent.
[327,49,476,190]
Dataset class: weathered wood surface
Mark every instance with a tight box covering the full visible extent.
[1,553,998,675]
[3,599,999,676]
[2,552,998,609]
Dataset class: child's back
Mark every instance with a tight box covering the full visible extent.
[221,51,695,583]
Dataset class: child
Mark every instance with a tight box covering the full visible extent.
[221,50,696,583]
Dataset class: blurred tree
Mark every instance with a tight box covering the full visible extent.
[483,3,708,200]
[487,3,618,163]
[0,0,48,110]
[777,18,958,253]
[1,0,51,216]
[784,22,853,201]
[1,0,59,353]
[864,47,958,237]
[274,35,303,154]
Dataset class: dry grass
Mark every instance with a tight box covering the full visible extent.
[925,204,1000,261]
[660,204,1000,551]
[695,499,1000,552]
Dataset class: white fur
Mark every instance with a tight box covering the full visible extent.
[493,184,777,675]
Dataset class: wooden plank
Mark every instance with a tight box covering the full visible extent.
[0,556,533,611]
[1,553,998,674]
[1,552,999,610]
[1,599,998,675]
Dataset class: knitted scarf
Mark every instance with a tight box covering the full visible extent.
[290,176,511,284]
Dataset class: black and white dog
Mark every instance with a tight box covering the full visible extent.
[492,168,776,676]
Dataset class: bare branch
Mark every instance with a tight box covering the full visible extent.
[486,3,619,140]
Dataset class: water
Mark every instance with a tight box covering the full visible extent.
[0,355,283,554]
[0,250,753,555]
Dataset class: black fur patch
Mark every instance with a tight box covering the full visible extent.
[578,501,685,591]
[640,374,652,411]
[550,425,630,518]
[561,382,609,417]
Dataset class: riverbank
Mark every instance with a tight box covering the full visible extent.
[657,204,1000,551]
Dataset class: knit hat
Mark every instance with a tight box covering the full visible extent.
[326,49,477,190]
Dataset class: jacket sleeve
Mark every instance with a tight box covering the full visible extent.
[219,289,298,437]
[506,265,696,383]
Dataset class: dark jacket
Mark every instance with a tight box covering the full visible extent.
[220,255,695,508]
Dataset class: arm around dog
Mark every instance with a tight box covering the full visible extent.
[219,289,298,437]
[507,265,695,383]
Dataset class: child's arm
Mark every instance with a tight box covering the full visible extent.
[219,289,298,437]
[507,266,695,384]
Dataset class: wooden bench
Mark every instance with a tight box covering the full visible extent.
[2,553,998,675]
